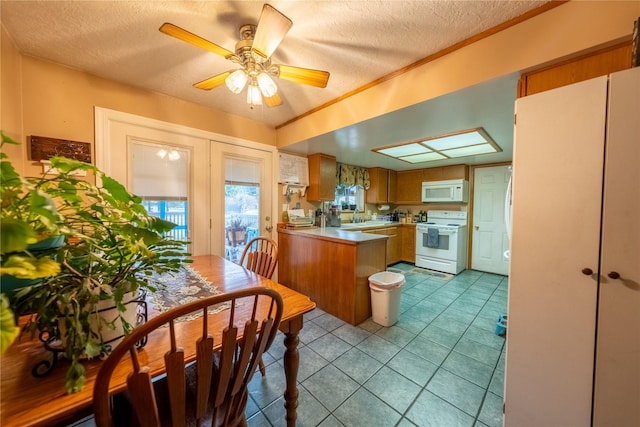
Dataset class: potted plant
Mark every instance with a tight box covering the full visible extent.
[226,215,247,246]
[0,131,190,393]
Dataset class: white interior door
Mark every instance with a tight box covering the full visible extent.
[210,142,273,260]
[471,165,510,275]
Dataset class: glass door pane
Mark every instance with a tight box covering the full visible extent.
[130,141,190,242]
[211,142,273,262]
[224,183,259,262]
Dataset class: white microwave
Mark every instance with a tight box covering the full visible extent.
[422,179,469,203]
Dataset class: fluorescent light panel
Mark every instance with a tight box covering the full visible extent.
[377,143,430,157]
[401,152,447,163]
[373,127,501,164]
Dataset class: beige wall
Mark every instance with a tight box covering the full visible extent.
[1,25,276,176]
[1,26,24,173]
[276,1,640,148]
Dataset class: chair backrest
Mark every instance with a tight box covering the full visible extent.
[93,287,283,427]
[238,237,278,279]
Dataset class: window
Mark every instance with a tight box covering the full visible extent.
[141,200,188,241]
[130,141,189,242]
[334,185,364,210]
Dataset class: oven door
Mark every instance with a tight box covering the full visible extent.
[415,226,459,259]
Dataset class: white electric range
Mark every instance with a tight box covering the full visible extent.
[415,210,468,274]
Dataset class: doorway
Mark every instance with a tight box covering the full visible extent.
[471,164,511,275]
[210,142,273,261]
[95,107,276,260]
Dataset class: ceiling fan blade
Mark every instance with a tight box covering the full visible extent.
[264,93,283,108]
[275,65,330,88]
[251,4,292,60]
[160,23,235,59]
[193,71,231,90]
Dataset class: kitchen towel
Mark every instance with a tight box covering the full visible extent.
[427,227,440,248]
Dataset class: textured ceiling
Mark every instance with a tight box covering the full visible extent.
[1,0,548,130]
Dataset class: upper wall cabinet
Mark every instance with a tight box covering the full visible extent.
[367,167,396,204]
[306,153,337,201]
[518,41,632,97]
[422,164,469,182]
[396,170,423,204]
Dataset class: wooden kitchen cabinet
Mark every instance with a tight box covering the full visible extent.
[369,227,401,265]
[505,68,639,426]
[306,153,336,201]
[367,167,396,204]
[422,164,468,182]
[518,41,632,98]
[400,225,416,263]
[396,170,423,203]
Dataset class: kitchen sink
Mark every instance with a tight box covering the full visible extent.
[362,220,394,226]
[340,220,394,229]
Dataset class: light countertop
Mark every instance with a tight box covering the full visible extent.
[278,226,388,244]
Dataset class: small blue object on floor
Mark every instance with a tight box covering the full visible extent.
[495,313,508,336]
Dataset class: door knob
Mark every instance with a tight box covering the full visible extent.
[607,271,620,280]
[474,225,479,230]
[581,268,593,275]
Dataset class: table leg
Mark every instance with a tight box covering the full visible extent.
[280,316,303,427]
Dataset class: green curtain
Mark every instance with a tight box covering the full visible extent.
[336,163,370,190]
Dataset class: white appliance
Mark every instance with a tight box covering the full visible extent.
[421,179,469,203]
[415,210,468,274]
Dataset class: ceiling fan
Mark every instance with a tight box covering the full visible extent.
[159,4,330,109]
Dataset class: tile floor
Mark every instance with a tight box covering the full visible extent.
[246,263,508,427]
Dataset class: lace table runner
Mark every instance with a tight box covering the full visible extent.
[149,265,230,322]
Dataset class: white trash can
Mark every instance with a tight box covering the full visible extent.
[369,271,405,327]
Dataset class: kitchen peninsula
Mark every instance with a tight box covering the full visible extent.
[277,226,388,325]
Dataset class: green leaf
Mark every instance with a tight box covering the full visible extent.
[84,339,102,359]
[0,219,38,253]
[1,255,61,279]
[0,294,20,355]
[65,359,86,394]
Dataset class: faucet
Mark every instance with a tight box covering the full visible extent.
[353,208,360,223]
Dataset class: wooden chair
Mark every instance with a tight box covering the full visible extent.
[238,237,278,377]
[93,287,283,427]
[238,237,278,281]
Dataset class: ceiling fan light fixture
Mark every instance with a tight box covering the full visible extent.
[225,69,248,94]
[160,4,329,109]
[247,83,263,108]
[256,72,278,97]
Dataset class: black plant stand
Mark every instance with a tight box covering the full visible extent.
[32,290,148,378]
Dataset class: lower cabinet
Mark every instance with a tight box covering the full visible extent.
[400,225,416,264]
[366,225,416,266]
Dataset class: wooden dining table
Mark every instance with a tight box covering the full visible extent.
[0,255,316,427]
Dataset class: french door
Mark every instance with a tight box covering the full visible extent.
[95,107,275,260]
[210,142,273,261]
